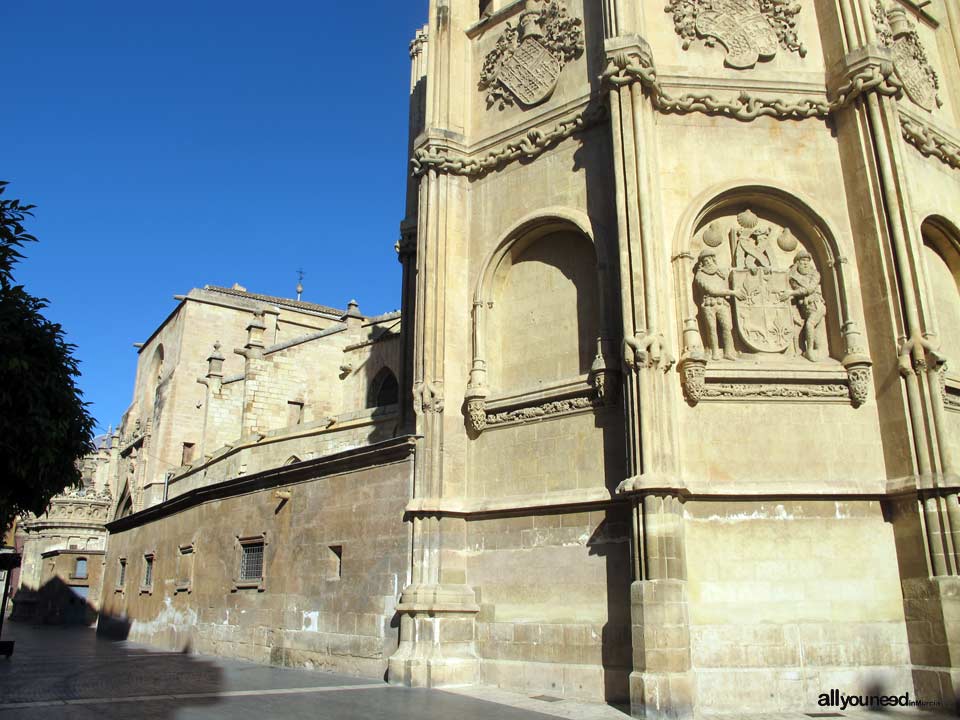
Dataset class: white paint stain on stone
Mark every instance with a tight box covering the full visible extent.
[302,610,319,632]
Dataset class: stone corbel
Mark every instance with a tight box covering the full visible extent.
[841,321,873,408]
[678,319,708,405]
[588,351,618,405]
[624,330,674,373]
[464,384,488,434]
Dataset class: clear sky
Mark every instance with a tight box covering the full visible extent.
[4,1,428,434]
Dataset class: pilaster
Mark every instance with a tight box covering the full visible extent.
[831,2,960,712]
[389,0,479,688]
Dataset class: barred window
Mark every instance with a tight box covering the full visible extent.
[143,555,154,588]
[240,541,264,581]
[118,558,127,587]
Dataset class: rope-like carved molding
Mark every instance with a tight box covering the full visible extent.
[601,49,902,121]
[411,46,905,178]
[411,102,607,178]
[698,382,850,401]
[901,115,960,171]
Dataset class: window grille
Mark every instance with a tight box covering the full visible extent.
[118,559,127,587]
[143,555,154,587]
[240,542,264,581]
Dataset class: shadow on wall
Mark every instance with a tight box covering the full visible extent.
[10,576,101,627]
[588,513,633,707]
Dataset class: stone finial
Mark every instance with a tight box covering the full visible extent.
[245,311,267,350]
[343,299,363,328]
[206,341,225,378]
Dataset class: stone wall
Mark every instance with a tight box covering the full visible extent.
[100,440,413,677]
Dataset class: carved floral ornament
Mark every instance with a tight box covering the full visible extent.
[676,200,872,406]
[664,0,807,69]
[479,0,584,110]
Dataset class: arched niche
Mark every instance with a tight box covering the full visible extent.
[368,367,399,408]
[114,483,134,520]
[921,216,960,385]
[672,184,871,406]
[465,212,616,432]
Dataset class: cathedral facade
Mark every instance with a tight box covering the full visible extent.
[19,0,960,716]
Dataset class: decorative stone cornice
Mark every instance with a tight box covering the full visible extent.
[900,114,960,171]
[601,42,902,122]
[411,102,607,178]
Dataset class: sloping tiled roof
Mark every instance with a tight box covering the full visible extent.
[203,285,347,318]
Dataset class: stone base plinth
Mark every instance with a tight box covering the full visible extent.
[387,583,480,688]
[630,579,694,719]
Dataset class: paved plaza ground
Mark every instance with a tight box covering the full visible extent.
[0,622,627,720]
[0,621,956,720]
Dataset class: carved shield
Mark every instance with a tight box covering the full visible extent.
[731,270,793,353]
[696,0,778,69]
[892,37,938,112]
[498,37,562,107]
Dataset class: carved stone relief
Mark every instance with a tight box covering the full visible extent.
[873,2,941,112]
[679,203,874,406]
[664,0,806,69]
[479,0,584,110]
[692,209,828,363]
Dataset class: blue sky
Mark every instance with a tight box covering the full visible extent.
[4,1,428,433]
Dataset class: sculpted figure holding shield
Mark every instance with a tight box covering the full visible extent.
[694,249,745,360]
[780,250,827,361]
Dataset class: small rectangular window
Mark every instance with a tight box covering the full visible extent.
[142,554,154,591]
[181,442,196,466]
[74,558,88,579]
[287,401,304,426]
[327,545,342,581]
[240,542,264,582]
[176,544,195,592]
[118,558,127,588]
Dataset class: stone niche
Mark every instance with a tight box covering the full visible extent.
[464,215,617,434]
[922,216,960,412]
[673,186,872,406]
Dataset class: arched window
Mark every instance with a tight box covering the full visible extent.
[368,368,399,407]
[284,455,301,466]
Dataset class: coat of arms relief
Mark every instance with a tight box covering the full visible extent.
[873,2,941,112]
[664,0,807,69]
[478,0,584,110]
[692,209,828,363]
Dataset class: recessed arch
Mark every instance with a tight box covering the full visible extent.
[920,215,960,377]
[469,210,611,395]
[114,482,134,520]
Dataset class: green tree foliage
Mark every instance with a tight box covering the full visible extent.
[0,182,95,534]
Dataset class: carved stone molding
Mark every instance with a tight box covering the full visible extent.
[664,0,807,69]
[411,102,607,178]
[900,115,960,171]
[698,381,849,401]
[465,377,607,432]
[487,395,600,425]
[479,0,584,110]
